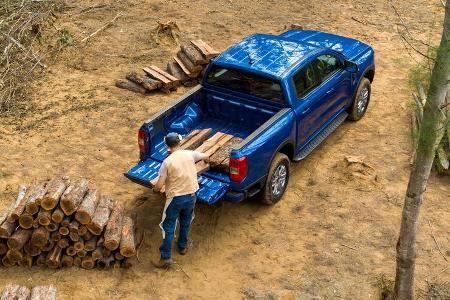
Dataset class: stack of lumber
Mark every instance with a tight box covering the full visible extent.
[0,178,139,270]
[1,284,56,300]
[411,85,450,174]
[116,39,219,94]
[150,129,242,187]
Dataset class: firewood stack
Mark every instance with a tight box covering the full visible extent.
[1,284,57,300]
[116,39,220,94]
[411,84,450,174]
[0,178,138,270]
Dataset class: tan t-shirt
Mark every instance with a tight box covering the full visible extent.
[158,150,202,199]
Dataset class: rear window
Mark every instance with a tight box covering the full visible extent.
[206,66,284,104]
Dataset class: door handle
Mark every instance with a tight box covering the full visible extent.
[326,88,335,94]
[301,107,311,115]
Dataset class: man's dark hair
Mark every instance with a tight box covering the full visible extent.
[164,132,182,148]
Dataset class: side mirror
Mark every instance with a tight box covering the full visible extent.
[344,60,359,73]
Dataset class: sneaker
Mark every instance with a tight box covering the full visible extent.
[152,258,173,269]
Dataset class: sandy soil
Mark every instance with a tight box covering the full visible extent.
[0,0,449,299]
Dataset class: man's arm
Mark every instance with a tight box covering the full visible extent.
[192,151,209,163]
[152,162,168,193]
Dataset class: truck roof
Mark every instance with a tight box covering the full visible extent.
[214,30,368,79]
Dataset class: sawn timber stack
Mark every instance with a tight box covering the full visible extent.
[116,39,219,94]
[0,179,140,269]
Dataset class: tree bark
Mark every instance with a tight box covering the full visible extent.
[60,178,89,215]
[8,228,32,249]
[82,230,93,240]
[104,202,124,250]
[30,286,57,300]
[61,254,73,267]
[0,220,16,238]
[41,177,70,210]
[7,185,28,223]
[31,226,49,248]
[88,196,115,235]
[24,242,41,257]
[181,44,209,65]
[75,189,100,225]
[46,246,62,268]
[1,284,30,300]
[119,216,136,257]
[84,236,97,251]
[0,241,7,255]
[77,225,88,237]
[115,79,147,94]
[6,249,23,262]
[97,255,114,269]
[394,3,450,299]
[167,60,189,82]
[176,51,203,73]
[126,71,162,91]
[25,182,47,215]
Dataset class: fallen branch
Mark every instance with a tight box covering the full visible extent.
[81,13,122,43]
[427,220,448,262]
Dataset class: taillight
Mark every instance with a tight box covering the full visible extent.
[229,156,248,182]
[138,129,146,153]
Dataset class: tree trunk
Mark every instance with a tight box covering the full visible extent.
[88,196,115,235]
[18,213,33,229]
[394,3,450,299]
[0,220,16,238]
[120,217,136,257]
[81,254,95,269]
[30,286,57,300]
[115,79,147,94]
[31,226,49,248]
[46,246,62,268]
[6,249,23,262]
[24,242,41,257]
[1,284,30,300]
[41,177,70,210]
[8,228,32,249]
[60,178,89,215]
[7,185,28,223]
[75,189,100,225]
[51,207,64,223]
[85,236,97,251]
[61,254,73,267]
[126,72,161,91]
[37,208,51,226]
[181,44,209,65]
[25,182,47,215]
[104,202,124,250]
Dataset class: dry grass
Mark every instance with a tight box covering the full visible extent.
[0,0,66,112]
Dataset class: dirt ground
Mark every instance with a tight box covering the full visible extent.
[0,0,449,299]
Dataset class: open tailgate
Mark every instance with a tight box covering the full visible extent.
[124,158,229,205]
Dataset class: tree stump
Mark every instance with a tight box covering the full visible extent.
[75,189,100,225]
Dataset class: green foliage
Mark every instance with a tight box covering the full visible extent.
[57,28,75,48]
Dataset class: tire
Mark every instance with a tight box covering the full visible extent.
[348,77,371,121]
[261,153,290,205]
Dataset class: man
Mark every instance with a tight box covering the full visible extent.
[152,132,208,268]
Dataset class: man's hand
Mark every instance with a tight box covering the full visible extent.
[152,176,166,193]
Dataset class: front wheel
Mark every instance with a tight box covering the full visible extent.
[261,153,290,205]
[348,78,371,121]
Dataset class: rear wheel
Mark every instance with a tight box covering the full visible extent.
[348,78,371,121]
[261,153,290,205]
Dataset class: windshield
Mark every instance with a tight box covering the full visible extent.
[206,66,284,104]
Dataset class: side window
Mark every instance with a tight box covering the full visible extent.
[293,63,320,99]
[312,55,339,81]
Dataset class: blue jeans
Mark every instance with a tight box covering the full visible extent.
[160,194,196,260]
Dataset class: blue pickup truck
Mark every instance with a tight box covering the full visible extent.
[125,30,375,205]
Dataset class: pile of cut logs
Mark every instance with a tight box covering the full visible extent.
[150,129,242,187]
[0,178,138,269]
[411,85,450,174]
[1,284,56,300]
[116,39,219,94]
